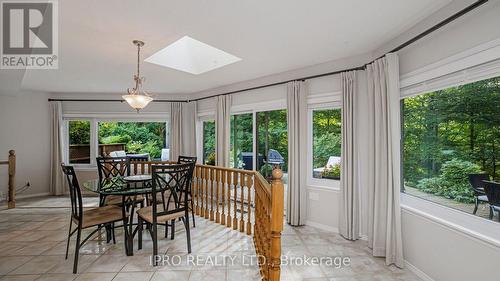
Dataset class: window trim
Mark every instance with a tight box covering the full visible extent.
[307,102,342,189]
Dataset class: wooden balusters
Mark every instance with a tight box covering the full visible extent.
[232,170,238,230]
[220,170,226,225]
[215,169,221,223]
[209,168,214,221]
[246,173,253,235]
[239,173,245,233]
[226,170,232,228]
[204,167,209,219]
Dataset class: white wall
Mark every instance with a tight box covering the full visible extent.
[0,92,51,198]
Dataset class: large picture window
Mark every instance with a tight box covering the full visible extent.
[98,122,166,159]
[402,76,499,220]
[312,108,342,180]
[256,109,288,181]
[202,120,215,165]
[68,120,91,164]
[230,113,253,170]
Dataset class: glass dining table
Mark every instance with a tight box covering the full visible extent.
[83,175,153,256]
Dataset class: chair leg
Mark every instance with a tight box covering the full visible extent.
[164,222,168,238]
[73,227,82,274]
[65,219,72,260]
[473,198,478,215]
[112,223,116,244]
[190,199,196,228]
[490,206,494,219]
[170,219,175,240]
[152,223,158,266]
[184,216,192,254]
[138,218,143,250]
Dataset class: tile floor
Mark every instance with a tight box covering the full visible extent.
[0,197,422,281]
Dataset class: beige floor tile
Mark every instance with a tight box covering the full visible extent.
[0,256,34,275]
[48,255,100,273]
[120,254,156,272]
[111,272,154,281]
[8,255,61,275]
[226,268,261,281]
[35,273,77,281]
[73,272,116,281]
[150,270,191,281]
[0,275,40,281]
[84,255,129,273]
[188,269,226,281]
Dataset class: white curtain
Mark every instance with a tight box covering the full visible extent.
[365,53,404,267]
[169,101,197,161]
[286,80,307,226]
[49,101,66,195]
[339,71,360,240]
[215,95,231,167]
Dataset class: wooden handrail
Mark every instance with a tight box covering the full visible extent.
[129,160,284,281]
[0,150,16,209]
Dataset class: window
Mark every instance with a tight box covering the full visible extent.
[202,120,215,165]
[256,109,288,181]
[230,113,253,170]
[98,122,166,159]
[402,76,499,220]
[68,120,91,164]
[312,108,342,180]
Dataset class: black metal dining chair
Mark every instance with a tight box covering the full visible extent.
[482,181,500,222]
[136,163,194,265]
[61,164,125,273]
[96,156,131,206]
[468,173,489,214]
[177,155,197,227]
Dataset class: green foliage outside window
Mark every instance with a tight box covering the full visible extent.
[203,120,215,165]
[312,109,342,170]
[403,76,499,203]
[98,122,166,158]
[69,120,90,145]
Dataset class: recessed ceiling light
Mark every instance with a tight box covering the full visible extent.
[145,36,241,75]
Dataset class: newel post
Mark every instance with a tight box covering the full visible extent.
[8,150,16,209]
[269,168,284,281]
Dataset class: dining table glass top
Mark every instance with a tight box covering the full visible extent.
[82,175,153,196]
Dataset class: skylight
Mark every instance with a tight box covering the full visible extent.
[145,36,241,75]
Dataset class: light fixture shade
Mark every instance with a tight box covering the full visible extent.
[122,94,153,111]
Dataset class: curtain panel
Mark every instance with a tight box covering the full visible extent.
[169,101,197,161]
[286,80,307,226]
[49,101,66,195]
[365,53,404,267]
[339,71,360,240]
[215,95,231,167]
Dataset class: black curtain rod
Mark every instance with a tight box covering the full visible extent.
[47,0,488,104]
[47,98,187,103]
[191,0,488,102]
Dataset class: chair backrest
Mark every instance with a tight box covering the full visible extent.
[177,155,197,164]
[61,164,83,222]
[150,163,194,224]
[468,173,489,194]
[96,157,130,187]
[483,181,500,207]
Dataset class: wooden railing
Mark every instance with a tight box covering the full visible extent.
[0,150,16,209]
[129,160,285,281]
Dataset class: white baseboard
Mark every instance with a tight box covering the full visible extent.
[305,220,339,233]
[405,260,435,281]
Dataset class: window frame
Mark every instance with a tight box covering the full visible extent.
[307,102,342,190]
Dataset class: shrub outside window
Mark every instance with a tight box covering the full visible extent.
[312,109,342,180]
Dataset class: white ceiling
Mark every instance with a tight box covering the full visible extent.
[17,0,453,96]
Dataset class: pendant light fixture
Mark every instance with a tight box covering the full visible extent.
[122,40,153,112]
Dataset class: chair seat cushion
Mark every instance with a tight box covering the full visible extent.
[137,204,184,224]
[478,195,489,202]
[75,205,125,228]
